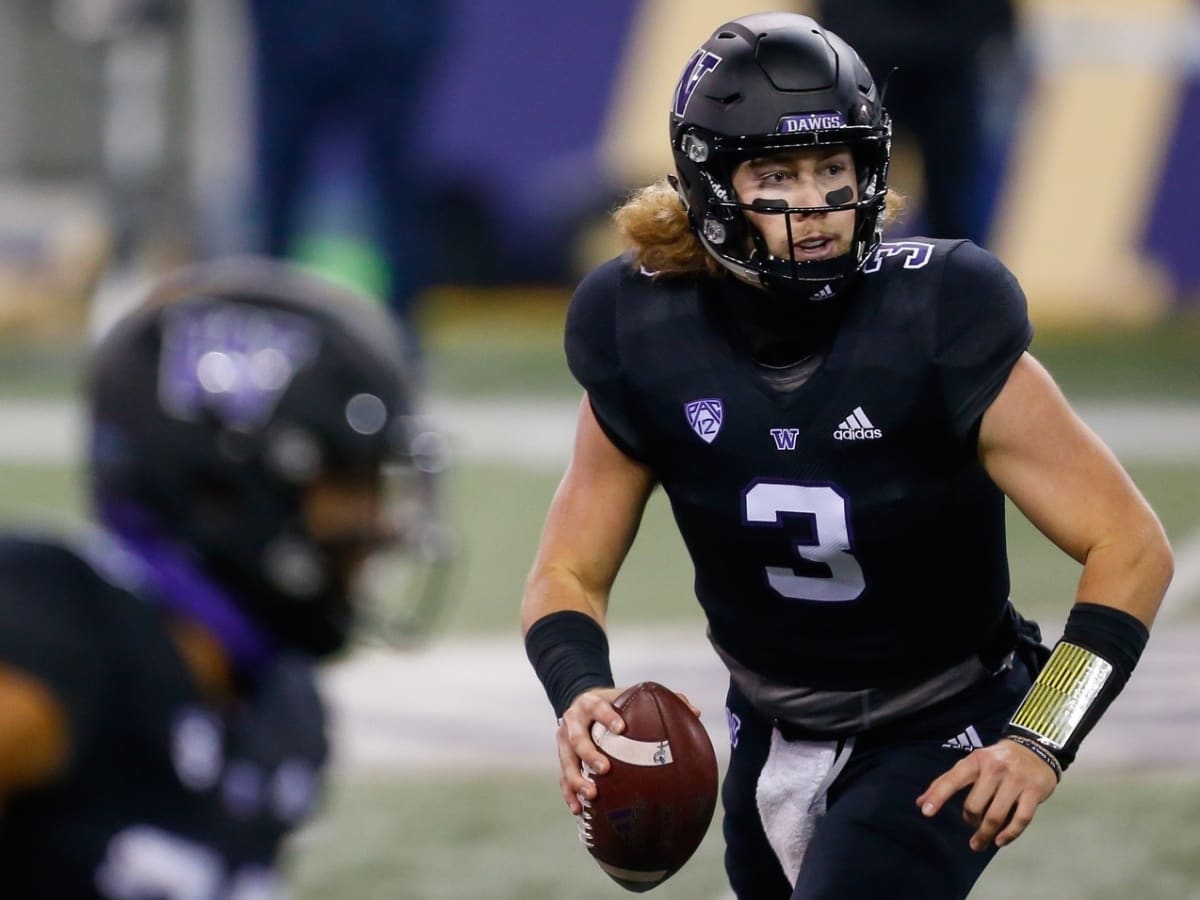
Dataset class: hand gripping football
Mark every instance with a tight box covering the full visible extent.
[579,681,719,892]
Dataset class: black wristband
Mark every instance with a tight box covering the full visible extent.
[1062,602,1149,678]
[524,610,615,718]
[1005,602,1148,769]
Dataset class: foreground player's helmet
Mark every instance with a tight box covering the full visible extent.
[669,12,891,295]
[88,259,449,657]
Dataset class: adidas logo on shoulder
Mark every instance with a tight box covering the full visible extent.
[833,406,882,441]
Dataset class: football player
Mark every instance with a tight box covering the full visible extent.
[0,259,428,896]
[522,13,1173,899]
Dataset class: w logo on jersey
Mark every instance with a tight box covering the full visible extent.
[685,398,723,444]
[672,50,721,118]
[770,428,800,451]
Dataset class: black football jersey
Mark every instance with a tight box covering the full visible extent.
[0,536,328,899]
[566,239,1033,690]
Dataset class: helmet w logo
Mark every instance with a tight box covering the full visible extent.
[672,50,721,119]
[158,305,319,430]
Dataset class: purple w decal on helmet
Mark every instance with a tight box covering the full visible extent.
[158,304,319,431]
[672,50,721,119]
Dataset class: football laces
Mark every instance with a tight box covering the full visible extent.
[577,761,596,847]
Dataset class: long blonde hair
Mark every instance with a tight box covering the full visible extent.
[613,178,905,278]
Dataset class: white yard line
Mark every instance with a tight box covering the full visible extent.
[1163,524,1200,619]
[0,397,581,468]
[2,398,1200,468]
[321,625,730,775]
[323,622,1200,777]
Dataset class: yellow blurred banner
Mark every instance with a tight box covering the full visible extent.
[995,0,1193,325]
[600,0,814,187]
[598,0,1194,326]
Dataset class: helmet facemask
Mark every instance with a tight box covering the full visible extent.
[669,13,893,301]
[346,427,457,650]
[675,122,890,297]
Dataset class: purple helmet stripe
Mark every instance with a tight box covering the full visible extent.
[672,50,722,119]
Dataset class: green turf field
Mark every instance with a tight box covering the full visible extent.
[2,301,1199,403]
[3,454,1195,636]
[289,770,1200,900]
[1,301,1198,898]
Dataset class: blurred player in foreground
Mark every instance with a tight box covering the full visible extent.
[0,259,431,896]
[522,12,1173,899]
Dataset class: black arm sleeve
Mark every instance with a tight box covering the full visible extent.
[563,258,650,462]
[0,540,112,763]
[934,241,1034,439]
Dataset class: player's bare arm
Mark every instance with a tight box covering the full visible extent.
[522,397,657,814]
[976,353,1172,626]
[0,665,68,796]
[919,351,1173,850]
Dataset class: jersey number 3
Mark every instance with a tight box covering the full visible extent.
[743,482,865,602]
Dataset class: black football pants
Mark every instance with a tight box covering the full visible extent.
[722,660,1032,899]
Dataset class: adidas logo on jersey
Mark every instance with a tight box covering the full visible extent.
[833,406,882,440]
[941,726,984,753]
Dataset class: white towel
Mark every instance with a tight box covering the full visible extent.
[755,730,854,886]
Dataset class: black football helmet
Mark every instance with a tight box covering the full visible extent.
[669,12,891,297]
[87,258,450,657]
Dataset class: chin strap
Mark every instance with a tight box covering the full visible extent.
[90,507,277,677]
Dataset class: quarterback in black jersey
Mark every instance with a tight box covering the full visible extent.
[0,260,425,898]
[522,13,1173,900]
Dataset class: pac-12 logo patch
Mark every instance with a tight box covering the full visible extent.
[672,50,722,119]
[685,398,723,444]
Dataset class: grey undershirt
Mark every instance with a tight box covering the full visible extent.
[756,353,824,391]
[712,632,1002,734]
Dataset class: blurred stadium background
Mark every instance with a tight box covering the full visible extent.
[1,0,1198,897]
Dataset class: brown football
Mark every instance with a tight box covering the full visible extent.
[580,681,719,892]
